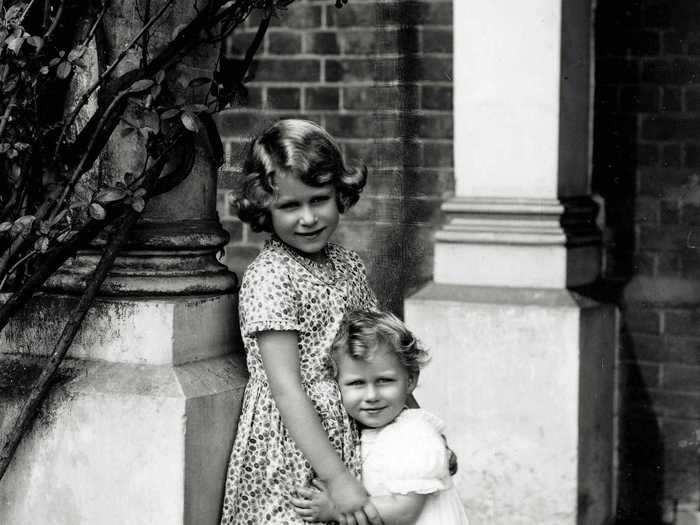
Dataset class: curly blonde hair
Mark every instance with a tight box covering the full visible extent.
[330,310,430,378]
[234,119,367,232]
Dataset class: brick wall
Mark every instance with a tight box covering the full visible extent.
[594,1,700,520]
[215,0,453,313]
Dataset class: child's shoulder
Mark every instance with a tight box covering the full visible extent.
[242,239,294,280]
[327,242,365,267]
[391,408,446,437]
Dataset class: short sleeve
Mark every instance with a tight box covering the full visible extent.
[238,256,301,336]
[369,410,451,495]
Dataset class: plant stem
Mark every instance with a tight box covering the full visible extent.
[0,151,169,482]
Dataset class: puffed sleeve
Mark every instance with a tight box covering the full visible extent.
[238,255,301,336]
[370,410,452,495]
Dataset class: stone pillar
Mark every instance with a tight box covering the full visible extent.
[405,1,617,524]
[0,2,247,524]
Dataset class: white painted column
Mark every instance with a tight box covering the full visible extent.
[405,2,616,524]
[438,0,599,289]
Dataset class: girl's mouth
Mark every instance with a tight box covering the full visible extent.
[296,228,325,238]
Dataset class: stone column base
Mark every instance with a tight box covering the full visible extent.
[0,293,247,525]
[405,283,617,525]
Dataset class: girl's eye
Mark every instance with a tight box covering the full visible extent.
[277,202,298,210]
[377,377,394,384]
[346,380,364,387]
[311,195,330,204]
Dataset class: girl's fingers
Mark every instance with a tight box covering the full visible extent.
[296,486,316,499]
[311,478,326,491]
[362,502,383,525]
[353,510,369,525]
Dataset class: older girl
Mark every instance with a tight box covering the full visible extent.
[219,119,380,525]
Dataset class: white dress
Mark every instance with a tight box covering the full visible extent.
[361,409,470,525]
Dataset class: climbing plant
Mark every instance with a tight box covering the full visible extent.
[0,0,350,481]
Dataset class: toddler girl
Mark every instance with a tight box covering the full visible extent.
[292,310,470,525]
[219,119,381,525]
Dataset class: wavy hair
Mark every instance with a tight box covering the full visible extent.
[330,310,430,379]
[234,119,367,232]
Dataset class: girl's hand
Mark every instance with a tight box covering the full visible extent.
[291,481,337,522]
[326,470,369,513]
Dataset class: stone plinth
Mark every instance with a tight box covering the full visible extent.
[0,351,246,524]
[0,292,247,525]
[406,284,616,525]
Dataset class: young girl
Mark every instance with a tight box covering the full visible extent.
[292,310,470,525]
[219,119,381,525]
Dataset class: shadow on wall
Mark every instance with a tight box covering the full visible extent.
[592,2,663,522]
[615,329,664,524]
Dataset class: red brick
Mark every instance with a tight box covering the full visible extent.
[273,5,323,29]
[661,86,682,112]
[338,28,418,55]
[657,251,681,276]
[620,333,665,362]
[344,196,442,225]
[642,59,700,85]
[623,308,661,334]
[306,31,339,55]
[421,85,452,110]
[266,87,301,110]
[637,143,660,167]
[217,168,239,190]
[417,115,453,139]
[662,364,700,392]
[215,112,262,138]
[252,58,321,82]
[667,336,700,366]
[342,85,419,111]
[638,168,692,197]
[663,31,685,54]
[267,31,302,55]
[323,114,403,139]
[326,2,452,28]
[326,56,452,83]
[638,225,693,251]
[619,85,660,112]
[666,310,700,337]
[423,141,453,168]
[635,196,660,224]
[652,391,700,419]
[660,200,680,224]
[421,29,452,54]
[361,168,453,198]
[685,86,700,111]
[342,139,423,169]
[596,58,640,84]
[228,30,258,57]
[305,87,339,110]
[221,219,244,243]
[662,144,681,169]
[619,362,662,389]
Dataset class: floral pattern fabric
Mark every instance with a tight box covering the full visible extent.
[220,237,378,525]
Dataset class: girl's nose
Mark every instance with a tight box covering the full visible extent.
[299,206,317,226]
[364,384,379,402]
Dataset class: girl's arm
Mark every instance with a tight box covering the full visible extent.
[364,494,427,525]
[257,330,368,513]
[292,482,426,525]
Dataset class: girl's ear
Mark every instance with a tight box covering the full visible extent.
[407,372,418,394]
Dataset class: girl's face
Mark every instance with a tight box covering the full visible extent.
[336,344,416,429]
[269,173,340,261]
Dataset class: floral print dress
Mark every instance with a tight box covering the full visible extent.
[220,237,378,525]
